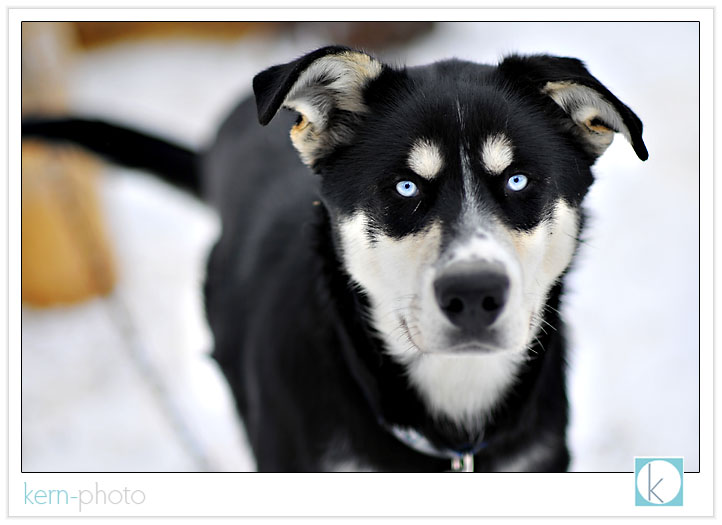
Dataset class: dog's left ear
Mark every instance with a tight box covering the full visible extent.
[253,46,384,167]
[499,54,648,161]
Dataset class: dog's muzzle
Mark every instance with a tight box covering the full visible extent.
[433,260,510,334]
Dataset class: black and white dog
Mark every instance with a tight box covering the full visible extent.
[23,46,648,472]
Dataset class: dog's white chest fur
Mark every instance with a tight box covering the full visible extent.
[407,351,526,428]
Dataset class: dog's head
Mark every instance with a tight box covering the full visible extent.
[254,46,647,364]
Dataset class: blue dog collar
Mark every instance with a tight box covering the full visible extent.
[389,425,486,472]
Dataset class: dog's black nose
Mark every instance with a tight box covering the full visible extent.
[434,262,509,331]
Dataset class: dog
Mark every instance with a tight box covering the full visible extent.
[23,45,648,472]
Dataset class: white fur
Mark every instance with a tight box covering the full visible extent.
[407,139,444,179]
[436,226,528,350]
[282,51,383,164]
[338,213,443,362]
[481,133,514,174]
[413,202,578,425]
[542,81,631,156]
[507,200,579,338]
[336,199,579,427]
[408,352,527,430]
[284,52,382,122]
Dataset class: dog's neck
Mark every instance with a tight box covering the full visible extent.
[314,206,567,454]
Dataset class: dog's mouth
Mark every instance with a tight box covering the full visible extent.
[441,341,505,354]
[399,315,510,355]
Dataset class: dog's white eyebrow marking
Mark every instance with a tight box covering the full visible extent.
[481,133,514,175]
[407,139,444,179]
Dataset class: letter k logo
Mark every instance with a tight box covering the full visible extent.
[647,462,664,503]
[635,457,683,506]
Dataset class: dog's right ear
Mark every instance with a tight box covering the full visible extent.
[253,46,384,167]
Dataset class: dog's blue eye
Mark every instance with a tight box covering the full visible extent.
[396,180,419,198]
[507,174,528,192]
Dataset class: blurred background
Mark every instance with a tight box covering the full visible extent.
[20,21,699,472]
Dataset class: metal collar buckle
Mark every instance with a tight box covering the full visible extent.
[450,453,474,473]
[390,425,482,472]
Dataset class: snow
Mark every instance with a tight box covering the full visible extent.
[21,21,699,473]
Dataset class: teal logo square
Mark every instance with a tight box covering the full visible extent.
[635,457,683,506]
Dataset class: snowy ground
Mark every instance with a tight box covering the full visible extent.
[21,21,700,473]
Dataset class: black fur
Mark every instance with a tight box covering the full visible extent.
[22,117,200,195]
[22,47,647,472]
